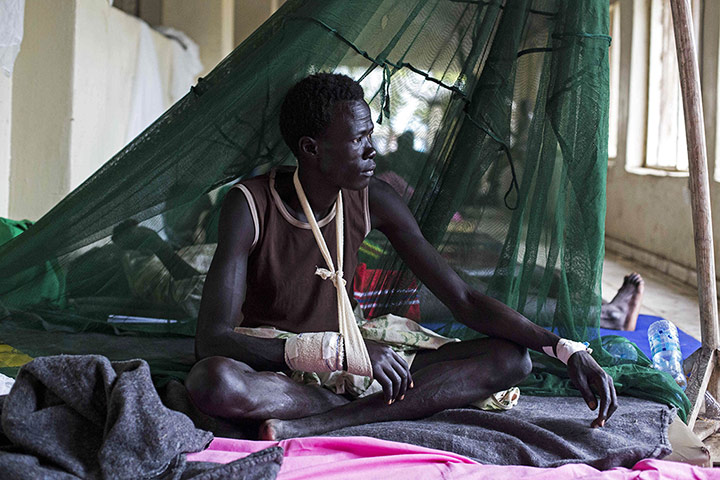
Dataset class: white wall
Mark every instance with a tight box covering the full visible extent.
[162,0,235,77]
[233,0,280,47]
[9,0,76,221]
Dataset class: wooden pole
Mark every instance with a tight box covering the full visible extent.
[669,0,720,428]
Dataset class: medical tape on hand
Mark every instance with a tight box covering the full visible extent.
[542,338,593,365]
[284,332,345,373]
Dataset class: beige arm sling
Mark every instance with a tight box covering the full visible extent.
[292,169,373,377]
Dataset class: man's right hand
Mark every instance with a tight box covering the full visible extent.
[364,340,413,404]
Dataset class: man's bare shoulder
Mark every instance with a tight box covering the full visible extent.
[221,186,251,218]
[216,186,255,254]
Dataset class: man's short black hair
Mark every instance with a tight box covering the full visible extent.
[279,73,365,155]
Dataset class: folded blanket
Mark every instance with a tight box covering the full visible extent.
[0,355,282,479]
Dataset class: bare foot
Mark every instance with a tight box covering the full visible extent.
[259,417,320,440]
[600,272,644,331]
[259,419,284,440]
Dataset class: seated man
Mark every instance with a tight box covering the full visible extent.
[185,73,618,440]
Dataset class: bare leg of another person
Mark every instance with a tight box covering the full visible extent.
[600,272,645,331]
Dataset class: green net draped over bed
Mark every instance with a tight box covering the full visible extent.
[0,0,690,418]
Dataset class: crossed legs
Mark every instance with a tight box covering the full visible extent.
[185,337,531,440]
[185,356,350,422]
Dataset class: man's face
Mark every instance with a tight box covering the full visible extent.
[314,100,377,190]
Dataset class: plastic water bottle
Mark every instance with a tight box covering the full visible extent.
[648,320,687,390]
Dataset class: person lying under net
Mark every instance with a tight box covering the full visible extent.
[179,73,618,439]
[111,218,213,318]
[108,195,643,331]
[110,214,643,332]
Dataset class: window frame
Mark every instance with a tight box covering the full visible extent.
[616,0,713,178]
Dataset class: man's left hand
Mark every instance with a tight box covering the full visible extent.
[566,351,618,428]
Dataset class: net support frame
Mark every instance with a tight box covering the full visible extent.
[669,0,720,429]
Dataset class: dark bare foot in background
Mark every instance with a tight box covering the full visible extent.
[600,272,644,331]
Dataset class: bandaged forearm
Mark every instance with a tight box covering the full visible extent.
[542,338,593,365]
[284,332,345,373]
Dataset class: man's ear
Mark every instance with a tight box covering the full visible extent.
[298,136,319,159]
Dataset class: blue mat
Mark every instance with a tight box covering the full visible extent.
[422,314,701,362]
[599,314,701,362]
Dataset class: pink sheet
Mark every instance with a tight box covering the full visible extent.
[187,436,720,479]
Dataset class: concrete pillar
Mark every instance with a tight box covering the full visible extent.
[9,0,76,220]
[161,0,235,76]
[233,0,279,47]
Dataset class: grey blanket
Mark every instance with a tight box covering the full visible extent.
[0,355,282,480]
[327,395,674,469]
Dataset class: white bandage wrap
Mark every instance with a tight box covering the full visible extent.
[542,338,593,365]
[284,332,345,373]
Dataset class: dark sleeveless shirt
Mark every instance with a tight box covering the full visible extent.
[234,166,371,333]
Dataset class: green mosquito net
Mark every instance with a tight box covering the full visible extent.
[0,0,690,419]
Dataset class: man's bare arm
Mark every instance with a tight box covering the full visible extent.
[368,178,558,350]
[194,188,287,372]
[369,177,617,427]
